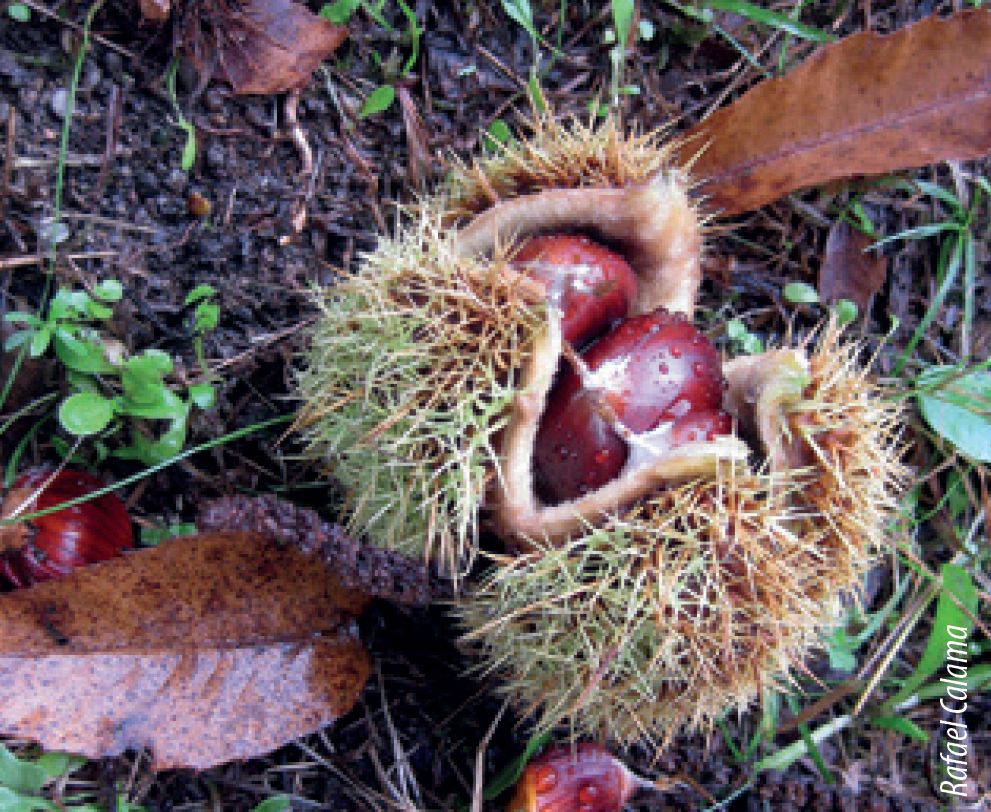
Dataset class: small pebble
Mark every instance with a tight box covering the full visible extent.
[304,96,327,117]
[135,169,158,197]
[244,103,271,130]
[49,88,69,119]
[165,168,188,193]
[206,141,226,172]
[204,87,226,112]
[102,50,122,76]
[187,191,212,219]
[80,61,101,92]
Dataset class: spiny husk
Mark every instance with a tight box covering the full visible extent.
[298,116,686,575]
[298,114,908,746]
[296,211,544,578]
[445,116,682,222]
[458,324,908,745]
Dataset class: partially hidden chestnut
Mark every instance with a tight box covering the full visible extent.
[513,234,638,348]
[506,743,640,812]
[0,468,133,588]
[534,308,730,503]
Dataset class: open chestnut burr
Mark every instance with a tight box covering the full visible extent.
[297,117,906,745]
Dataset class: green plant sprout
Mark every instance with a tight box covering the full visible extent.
[724,285,856,358]
[184,283,219,393]
[6,2,30,21]
[483,118,514,152]
[0,741,291,811]
[780,280,859,326]
[3,281,219,466]
[859,175,991,463]
[322,0,421,118]
[164,55,197,171]
[824,576,911,673]
[725,317,764,354]
[0,743,144,811]
[870,175,987,373]
[658,0,834,79]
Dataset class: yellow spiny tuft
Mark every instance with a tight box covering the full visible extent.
[296,209,544,579]
[446,115,682,221]
[457,324,908,745]
[298,113,909,746]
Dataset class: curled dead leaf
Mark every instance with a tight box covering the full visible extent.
[819,220,888,310]
[186,0,348,95]
[0,531,370,769]
[681,9,991,215]
[197,494,432,605]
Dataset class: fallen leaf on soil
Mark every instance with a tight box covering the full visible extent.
[818,220,888,310]
[197,494,433,605]
[196,0,347,95]
[680,9,991,215]
[138,0,170,23]
[0,531,370,770]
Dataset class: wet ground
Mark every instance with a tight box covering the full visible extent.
[1,0,988,809]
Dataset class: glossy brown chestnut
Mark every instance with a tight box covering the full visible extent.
[513,234,638,349]
[0,468,133,588]
[534,308,730,503]
[506,743,639,812]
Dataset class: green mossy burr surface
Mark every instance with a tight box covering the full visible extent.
[297,212,542,576]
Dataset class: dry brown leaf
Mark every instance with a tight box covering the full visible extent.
[138,0,170,23]
[681,9,991,216]
[209,0,347,95]
[0,531,370,769]
[818,220,888,310]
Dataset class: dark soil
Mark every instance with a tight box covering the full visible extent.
[1,0,988,810]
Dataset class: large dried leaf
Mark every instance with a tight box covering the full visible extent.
[213,0,348,95]
[0,532,370,769]
[818,220,888,309]
[681,10,991,215]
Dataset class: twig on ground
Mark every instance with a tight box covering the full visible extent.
[471,699,509,812]
[282,89,314,242]
[378,665,424,811]
[0,251,118,271]
[1,107,14,221]
[17,0,137,58]
[341,135,387,233]
[91,83,122,202]
[60,212,160,234]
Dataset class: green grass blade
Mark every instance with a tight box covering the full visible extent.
[962,232,975,361]
[867,220,961,250]
[913,663,991,702]
[703,0,836,43]
[717,718,745,764]
[753,715,850,773]
[885,563,978,709]
[912,179,964,211]
[786,694,834,783]
[872,714,928,742]
[611,0,635,50]
[892,234,963,376]
[395,0,421,76]
[0,414,292,528]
